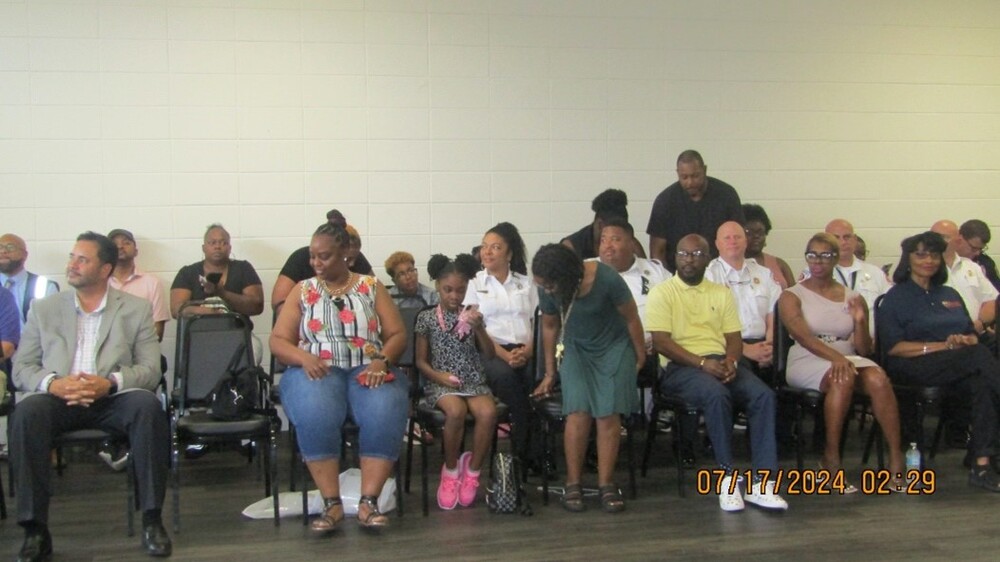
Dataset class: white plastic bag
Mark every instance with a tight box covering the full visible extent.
[241,468,397,520]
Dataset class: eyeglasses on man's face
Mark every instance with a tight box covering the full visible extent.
[676,250,708,260]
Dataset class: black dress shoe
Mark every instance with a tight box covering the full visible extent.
[17,529,52,562]
[142,522,173,557]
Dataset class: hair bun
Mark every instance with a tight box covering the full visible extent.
[326,209,347,228]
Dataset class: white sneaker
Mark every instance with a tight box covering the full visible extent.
[719,474,745,512]
[744,479,788,511]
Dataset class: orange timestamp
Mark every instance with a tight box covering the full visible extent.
[695,468,937,496]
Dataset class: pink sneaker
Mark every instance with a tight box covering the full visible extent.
[437,464,461,510]
[457,452,479,506]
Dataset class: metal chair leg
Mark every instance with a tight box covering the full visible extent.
[673,411,685,498]
[641,404,660,477]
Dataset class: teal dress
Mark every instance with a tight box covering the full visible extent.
[539,262,638,417]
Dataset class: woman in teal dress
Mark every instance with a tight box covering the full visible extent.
[531,244,645,513]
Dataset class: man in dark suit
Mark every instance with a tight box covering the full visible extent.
[10,232,171,560]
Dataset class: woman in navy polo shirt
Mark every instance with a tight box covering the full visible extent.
[878,231,1000,492]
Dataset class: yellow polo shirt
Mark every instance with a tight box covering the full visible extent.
[645,275,742,358]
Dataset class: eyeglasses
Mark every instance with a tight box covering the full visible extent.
[804,251,838,262]
[0,243,23,253]
[744,227,767,238]
[675,250,708,260]
[912,251,942,260]
[968,242,989,254]
[394,267,417,278]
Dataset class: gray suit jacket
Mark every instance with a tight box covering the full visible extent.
[13,287,160,394]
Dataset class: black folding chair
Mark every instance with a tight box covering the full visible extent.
[170,309,279,532]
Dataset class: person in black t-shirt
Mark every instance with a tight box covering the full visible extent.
[271,209,373,313]
[646,150,743,272]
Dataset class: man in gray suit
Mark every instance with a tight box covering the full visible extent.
[10,232,171,561]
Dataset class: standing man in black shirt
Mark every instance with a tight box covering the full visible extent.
[646,150,743,272]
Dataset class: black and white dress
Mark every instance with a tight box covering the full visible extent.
[415,306,492,407]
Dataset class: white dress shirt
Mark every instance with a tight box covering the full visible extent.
[706,257,780,340]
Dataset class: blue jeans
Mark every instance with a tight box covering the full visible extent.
[280,365,410,462]
[660,357,778,471]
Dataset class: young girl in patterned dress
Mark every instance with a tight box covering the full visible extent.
[415,254,498,509]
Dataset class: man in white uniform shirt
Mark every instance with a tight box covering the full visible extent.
[705,221,781,373]
[590,218,670,343]
[589,218,671,420]
[930,220,998,335]
[801,219,890,334]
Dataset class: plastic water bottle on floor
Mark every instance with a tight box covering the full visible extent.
[905,442,921,487]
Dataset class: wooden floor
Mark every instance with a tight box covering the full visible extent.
[2,427,999,562]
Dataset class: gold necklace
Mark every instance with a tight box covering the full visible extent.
[321,273,354,297]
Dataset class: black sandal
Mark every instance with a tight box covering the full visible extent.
[358,495,389,528]
[561,483,586,512]
[599,484,625,513]
[310,497,343,533]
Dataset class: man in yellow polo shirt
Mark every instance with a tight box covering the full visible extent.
[646,234,787,512]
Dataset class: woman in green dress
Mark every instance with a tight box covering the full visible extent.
[531,244,645,513]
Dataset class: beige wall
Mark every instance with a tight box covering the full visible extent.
[2,0,999,369]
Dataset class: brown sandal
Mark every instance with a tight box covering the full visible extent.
[561,483,586,512]
[358,495,389,528]
[310,497,344,533]
[599,484,625,513]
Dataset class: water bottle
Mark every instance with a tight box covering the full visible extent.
[905,442,921,474]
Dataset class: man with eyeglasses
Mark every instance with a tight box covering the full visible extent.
[930,220,998,337]
[801,219,890,333]
[646,150,744,273]
[957,219,1000,292]
[646,234,787,512]
[0,233,60,329]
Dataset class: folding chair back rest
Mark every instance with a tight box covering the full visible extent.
[175,312,254,409]
[872,294,888,364]
[397,305,426,369]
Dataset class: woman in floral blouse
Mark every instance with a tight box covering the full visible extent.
[271,219,409,533]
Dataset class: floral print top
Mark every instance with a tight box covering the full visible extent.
[298,275,383,369]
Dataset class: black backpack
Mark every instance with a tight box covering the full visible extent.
[486,452,532,516]
[209,344,261,421]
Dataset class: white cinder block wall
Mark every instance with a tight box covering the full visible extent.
[1,0,999,374]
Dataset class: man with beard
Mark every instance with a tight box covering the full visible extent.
[645,234,787,512]
[107,229,170,342]
[10,232,170,560]
[645,150,743,272]
[0,233,60,329]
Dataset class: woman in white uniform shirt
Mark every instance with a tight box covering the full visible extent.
[464,222,541,468]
